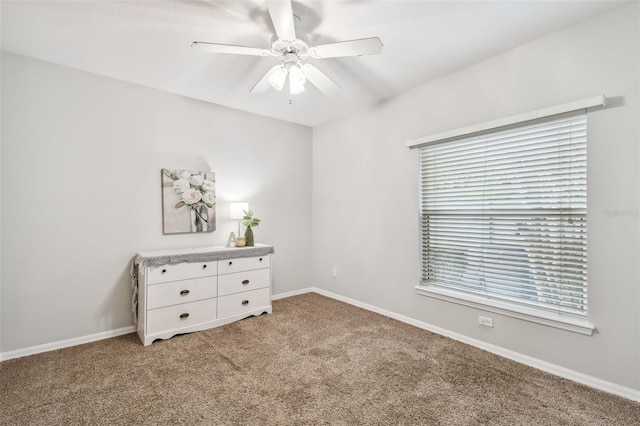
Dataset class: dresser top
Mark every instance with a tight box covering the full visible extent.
[134,243,274,267]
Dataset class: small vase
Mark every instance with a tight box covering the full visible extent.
[244,226,254,246]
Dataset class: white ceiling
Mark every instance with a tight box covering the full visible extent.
[1,1,626,127]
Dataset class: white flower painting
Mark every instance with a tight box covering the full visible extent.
[162,168,216,234]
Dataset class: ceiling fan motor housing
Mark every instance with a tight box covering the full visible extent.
[271,35,309,60]
[282,52,301,69]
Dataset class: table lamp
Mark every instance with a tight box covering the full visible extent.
[227,202,249,247]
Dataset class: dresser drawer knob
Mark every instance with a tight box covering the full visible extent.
[242,280,250,285]
[180,289,190,296]
[259,258,263,262]
[202,264,207,269]
[241,300,249,306]
[161,269,167,274]
[228,261,233,266]
[179,313,189,319]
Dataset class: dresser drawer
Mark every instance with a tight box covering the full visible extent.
[217,287,271,318]
[147,261,217,284]
[147,276,217,310]
[147,298,217,335]
[218,255,270,275]
[218,269,270,297]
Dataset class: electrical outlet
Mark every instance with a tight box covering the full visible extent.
[478,316,493,328]
[332,268,337,278]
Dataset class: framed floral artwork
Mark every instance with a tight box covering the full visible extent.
[161,168,216,234]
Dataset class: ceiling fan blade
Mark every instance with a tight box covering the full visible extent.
[191,41,271,57]
[309,37,383,59]
[266,0,296,42]
[250,65,282,94]
[301,64,340,96]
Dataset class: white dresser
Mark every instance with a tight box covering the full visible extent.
[133,244,273,346]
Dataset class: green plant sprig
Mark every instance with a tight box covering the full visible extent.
[242,210,261,228]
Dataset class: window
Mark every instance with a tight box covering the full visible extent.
[418,113,588,322]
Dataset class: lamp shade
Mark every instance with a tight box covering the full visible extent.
[229,203,249,219]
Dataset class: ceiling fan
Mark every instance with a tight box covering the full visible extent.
[191,0,383,97]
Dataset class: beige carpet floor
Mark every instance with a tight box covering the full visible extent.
[1,293,639,425]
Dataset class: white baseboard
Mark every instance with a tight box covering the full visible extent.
[303,287,640,402]
[0,290,313,361]
[1,290,311,361]
[0,326,135,362]
[272,287,315,300]
[0,288,313,362]
[3,288,639,403]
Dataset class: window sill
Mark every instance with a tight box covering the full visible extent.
[416,285,595,336]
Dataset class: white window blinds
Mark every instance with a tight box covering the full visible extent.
[419,113,588,317]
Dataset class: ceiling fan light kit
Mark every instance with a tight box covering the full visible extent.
[288,64,306,95]
[191,0,383,98]
[267,65,288,91]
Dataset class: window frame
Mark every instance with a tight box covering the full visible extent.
[406,98,604,335]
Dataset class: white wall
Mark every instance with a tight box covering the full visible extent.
[1,52,312,352]
[312,3,639,391]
